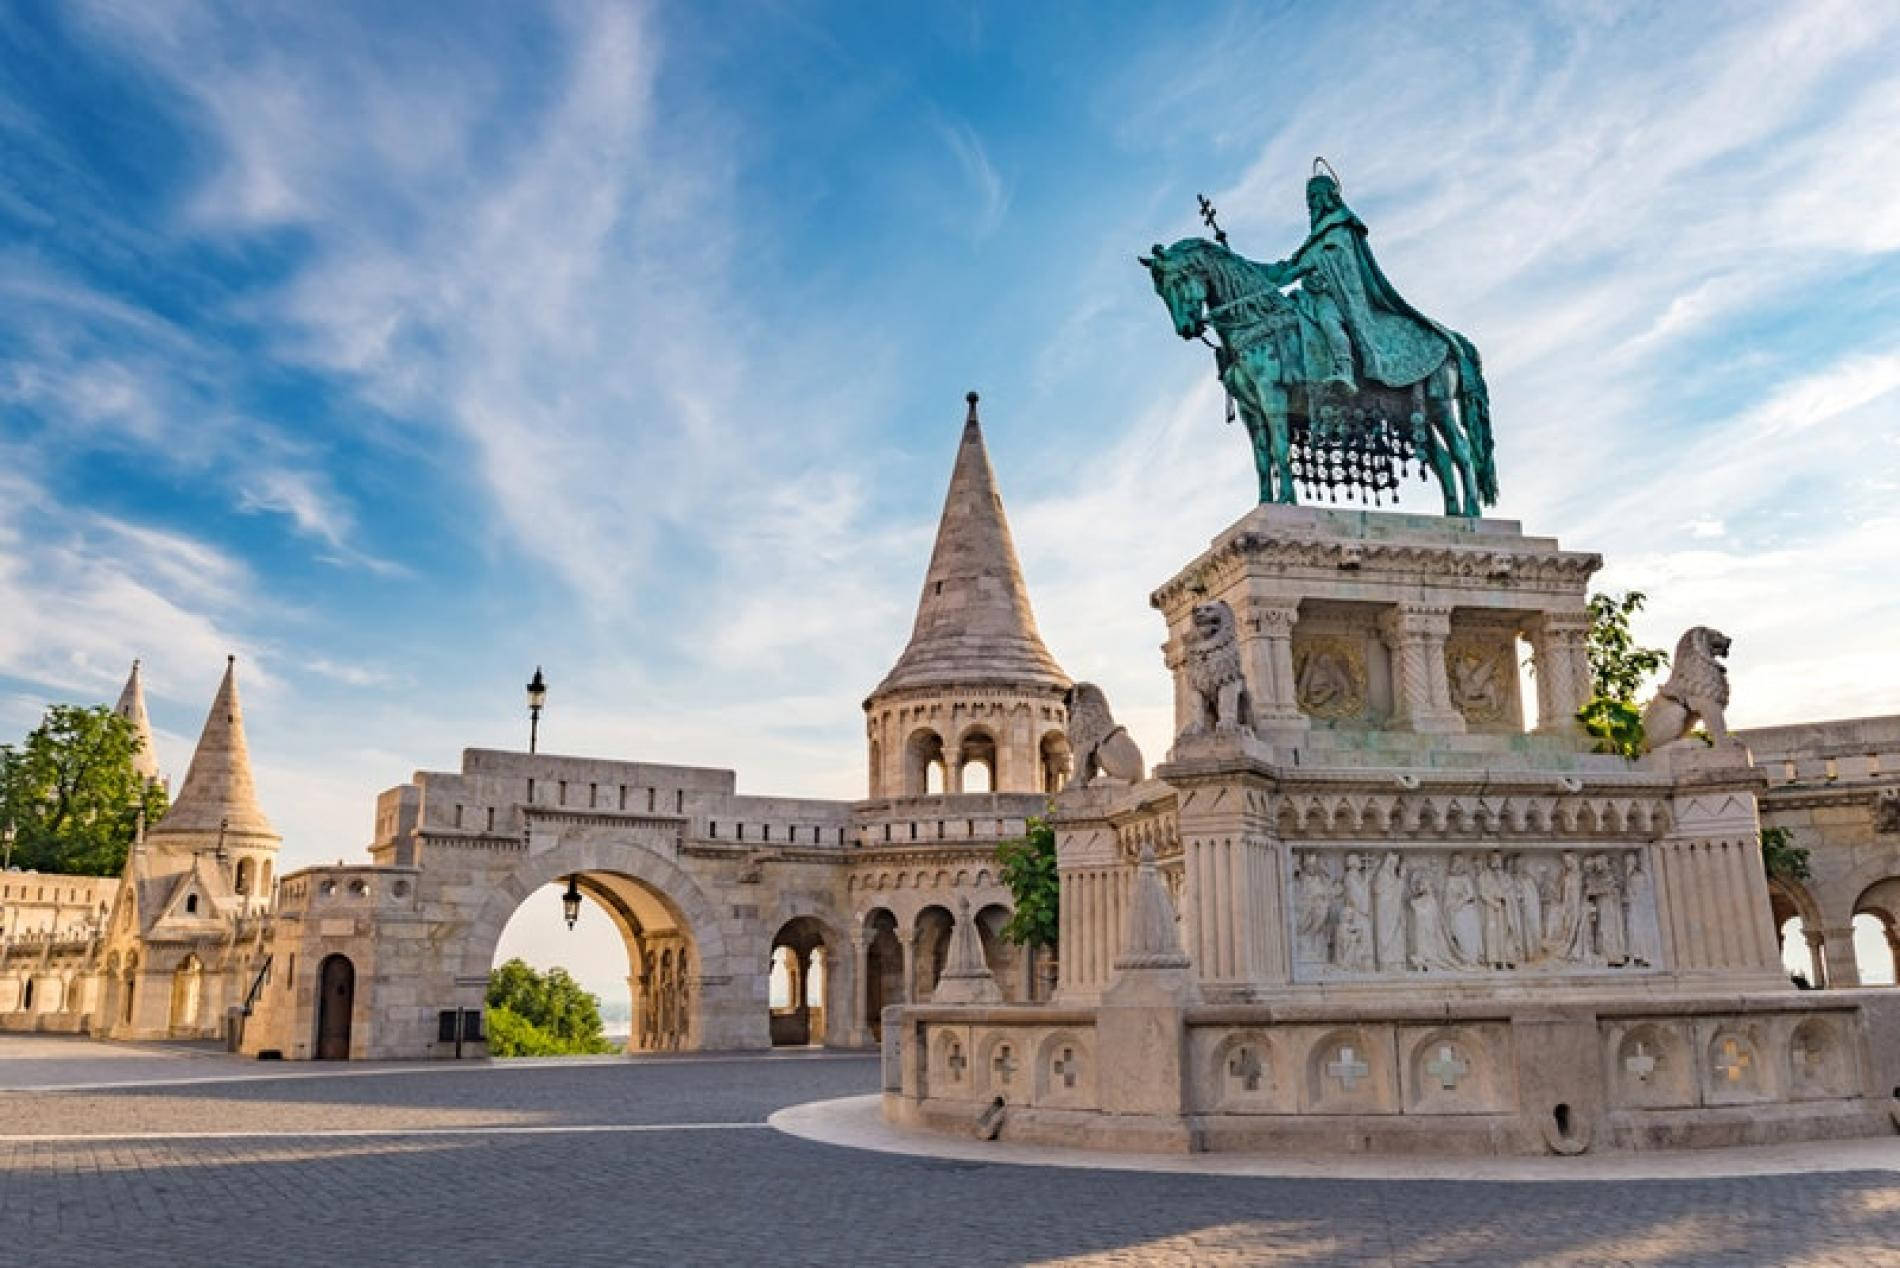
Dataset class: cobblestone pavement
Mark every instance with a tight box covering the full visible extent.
[2,1037,1897,1266]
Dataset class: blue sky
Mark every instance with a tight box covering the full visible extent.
[4,2,1899,990]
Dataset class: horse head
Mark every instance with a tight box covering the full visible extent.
[1139,238,1214,341]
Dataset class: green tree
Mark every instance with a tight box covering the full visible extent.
[484,958,616,1056]
[996,814,1059,951]
[1759,825,1810,883]
[0,705,168,876]
[1576,591,1671,759]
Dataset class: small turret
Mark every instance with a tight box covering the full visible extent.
[113,660,162,785]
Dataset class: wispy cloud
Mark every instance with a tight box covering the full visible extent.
[936,118,1010,242]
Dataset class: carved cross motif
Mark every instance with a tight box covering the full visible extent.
[1325,1045,1370,1090]
[1227,1045,1265,1092]
[1715,1037,1752,1084]
[1051,1046,1080,1089]
[1624,1042,1658,1083]
[945,1040,966,1081]
[1424,1044,1468,1090]
[990,1045,1017,1085]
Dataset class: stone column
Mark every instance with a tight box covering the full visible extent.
[1802,928,1828,987]
[1165,763,1287,998]
[1162,635,1195,742]
[1238,596,1307,731]
[1818,925,1862,988]
[1379,604,1465,734]
[1654,769,1784,985]
[1529,612,1592,737]
[1887,928,1900,987]
[849,934,872,1046]
[625,973,644,1052]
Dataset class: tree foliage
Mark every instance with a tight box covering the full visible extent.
[1759,825,1811,883]
[1577,591,1670,759]
[0,705,168,876]
[996,814,1059,950]
[484,958,616,1056]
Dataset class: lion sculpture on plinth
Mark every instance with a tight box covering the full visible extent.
[1062,683,1145,790]
[1180,599,1252,739]
[1641,626,1735,751]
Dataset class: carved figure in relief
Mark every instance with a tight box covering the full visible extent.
[1293,853,1336,962]
[1179,600,1252,739]
[1640,627,1736,751]
[1583,853,1628,966]
[1335,853,1376,971]
[1446,644,1507,723]
[1545,852,1586,961]
[1294,642,1363,719]
[1442,855,1483,966]
[1373,851,1407,970]
[1624,854,1660,967]
[1478,852,1519,969]
[1061,683,1145,790]
[1511,855,1544,963]
[1407,867,1455,970]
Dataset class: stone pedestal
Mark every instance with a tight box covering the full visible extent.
[893,504,1896,1157]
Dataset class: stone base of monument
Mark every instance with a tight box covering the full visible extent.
[882,990,1900,1156]
[884,506,1900,1156]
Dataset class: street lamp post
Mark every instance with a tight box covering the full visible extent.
[526,667,548,754]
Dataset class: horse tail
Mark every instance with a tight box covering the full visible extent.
[1451,332,1498,506]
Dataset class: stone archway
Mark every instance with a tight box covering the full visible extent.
[457,830,753,1051]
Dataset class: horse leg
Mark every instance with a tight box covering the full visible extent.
[1428,364,1479,517]
[1263,382,1297,504]
[1226,362,1286,504]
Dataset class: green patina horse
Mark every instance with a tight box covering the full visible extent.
[1140,182,1497,517]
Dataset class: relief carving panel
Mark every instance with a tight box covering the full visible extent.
[1289,846,1664,981]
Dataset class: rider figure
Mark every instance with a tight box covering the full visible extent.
[1295,267,1357,396]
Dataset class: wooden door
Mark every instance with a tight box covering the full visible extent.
[316,955,354,1060]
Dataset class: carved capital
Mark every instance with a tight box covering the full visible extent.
[1239,596,1301,639]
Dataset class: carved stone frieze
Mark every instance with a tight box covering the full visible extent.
[1290,845,1664,980]
[1151,535,1603,611]
[1270,790,1670,842]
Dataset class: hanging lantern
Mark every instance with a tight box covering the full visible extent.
[561,876,582,930]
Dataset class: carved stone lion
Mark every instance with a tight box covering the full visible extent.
[1180,599,1252,738]
[1062,683,1144,790]
[1641,626,1734,751]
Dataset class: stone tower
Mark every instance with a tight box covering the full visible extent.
[113,659,163,786]
[864,393,1072,798]
[146,656,282,905]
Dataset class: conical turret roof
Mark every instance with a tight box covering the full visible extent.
[149,656,278,844]
[113,660,161,784]
[869,393,1068,700]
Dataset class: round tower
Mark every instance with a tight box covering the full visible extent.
[864,393,1072,798]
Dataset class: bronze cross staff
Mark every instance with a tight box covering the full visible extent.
[1196,193,1228,246]
[1195,195,1237,425]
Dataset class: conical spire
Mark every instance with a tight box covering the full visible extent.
[148,656,278,844]
[870,392,1069,698]
[113,660,161,784]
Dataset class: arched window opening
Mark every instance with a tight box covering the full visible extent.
[906,729,946,797]
[184,894,199,915]
[768,916,832,1048]
[863,909,903,1041]
[958,730,997,795]
[1853,911,1896,986]
[235,858,254,896]
[912,906,955,1000]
